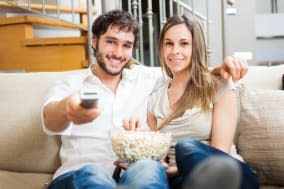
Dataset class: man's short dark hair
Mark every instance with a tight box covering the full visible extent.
[92,10,139,49]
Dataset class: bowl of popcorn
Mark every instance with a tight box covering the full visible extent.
[110,129,171,163]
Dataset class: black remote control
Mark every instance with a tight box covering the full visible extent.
[80,89,99,109]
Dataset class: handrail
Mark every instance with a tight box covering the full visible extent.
[0,1,96,14]
[172,0,207,21]
[0,0,96,24]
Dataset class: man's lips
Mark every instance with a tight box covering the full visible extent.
[106,56,124,66]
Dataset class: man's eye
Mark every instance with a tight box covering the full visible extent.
[106,40,114,44]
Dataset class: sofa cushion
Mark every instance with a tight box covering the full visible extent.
[237,64,284,90]
[282,74,284,90]
[0,71,80,174]
[0,170,53,189]
[237,85,284,185]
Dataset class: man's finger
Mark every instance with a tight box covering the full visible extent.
[224,56,236,79]
[232,56,242,82]
[239,58,248,79]
[135,118,142,130]
[123,119,130,130]
[129,118,137,131]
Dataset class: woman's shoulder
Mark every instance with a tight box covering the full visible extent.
[151,80,170,96]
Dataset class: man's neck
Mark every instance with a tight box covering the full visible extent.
[91,64,122,93]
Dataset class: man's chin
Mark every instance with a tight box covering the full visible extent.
[106,68,123,76]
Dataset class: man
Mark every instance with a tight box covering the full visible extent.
[42,10,247,189]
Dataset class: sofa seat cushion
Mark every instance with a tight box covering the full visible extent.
[237,85,284,185]
[0,170,53,189]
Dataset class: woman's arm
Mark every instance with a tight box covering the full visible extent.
[210,90,237,153]
[147,111,158,131]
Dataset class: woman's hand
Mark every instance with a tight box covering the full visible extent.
[114,160,129,170]
[160,159,179,178]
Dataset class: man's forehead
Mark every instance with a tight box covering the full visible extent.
[104,25,135,43]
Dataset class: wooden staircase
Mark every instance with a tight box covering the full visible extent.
[0,2,96,72]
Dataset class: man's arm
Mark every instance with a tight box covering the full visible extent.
[43,92,101,132]
[211,56,248,82]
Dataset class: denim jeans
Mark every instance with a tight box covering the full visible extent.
[47,159,168,189]
[171,138,259,189]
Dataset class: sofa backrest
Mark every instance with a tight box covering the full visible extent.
[237,64,284,90]
[0,71,82,174]
[235,64,284,185]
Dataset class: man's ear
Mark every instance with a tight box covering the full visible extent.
[92,38,97,49]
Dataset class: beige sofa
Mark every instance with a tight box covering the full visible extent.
[0,65,284,189]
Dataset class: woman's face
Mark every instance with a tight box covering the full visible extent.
[162,23,192,75]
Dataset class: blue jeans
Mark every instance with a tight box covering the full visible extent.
[171,138,259,189]
[47,159,168,189]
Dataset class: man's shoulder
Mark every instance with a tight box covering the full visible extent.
[129,64,162,76]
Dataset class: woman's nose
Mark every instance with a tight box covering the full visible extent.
[172,45,181,54]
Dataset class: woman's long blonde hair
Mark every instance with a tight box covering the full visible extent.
[158,14,217,130]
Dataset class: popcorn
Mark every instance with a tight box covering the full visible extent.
[110,130,171,163]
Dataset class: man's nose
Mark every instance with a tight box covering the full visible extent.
[112,45,123,57]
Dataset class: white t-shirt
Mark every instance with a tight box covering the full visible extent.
[41,64,164,179]
[148,77,243,166]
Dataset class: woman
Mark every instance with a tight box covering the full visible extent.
[124,14,259,189]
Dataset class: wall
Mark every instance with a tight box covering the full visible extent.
[207,0,223,66]
[255,0,284,64]
[222,0,256,64]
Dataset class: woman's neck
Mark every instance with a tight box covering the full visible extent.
[170,71,190,89]
[168,71,191,108]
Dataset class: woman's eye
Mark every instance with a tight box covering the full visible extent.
[164,42,173,46]
[123,44,132,49]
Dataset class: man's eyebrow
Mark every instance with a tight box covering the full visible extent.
[105,36,134,45]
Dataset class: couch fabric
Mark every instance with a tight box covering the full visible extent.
[238,86,284,185]
[0,65,284,189]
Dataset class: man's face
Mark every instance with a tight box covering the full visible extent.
[93,25,135,76]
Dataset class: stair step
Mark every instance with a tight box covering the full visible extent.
[0,15,87,31]
[24,36,86,46]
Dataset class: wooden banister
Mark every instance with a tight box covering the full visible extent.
[0,15,87,31]
[24,36,87,46]
[0,1,96,14]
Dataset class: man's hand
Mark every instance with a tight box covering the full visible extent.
[65,91,101,125]
[211,56,248,82]
[122,117,143,131]
[43,91,101,132]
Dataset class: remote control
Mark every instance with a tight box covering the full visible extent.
[80,89,99,109]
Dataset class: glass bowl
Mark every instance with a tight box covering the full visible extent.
[110,129,171,163]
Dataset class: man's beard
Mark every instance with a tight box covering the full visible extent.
[94,48,128,76]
